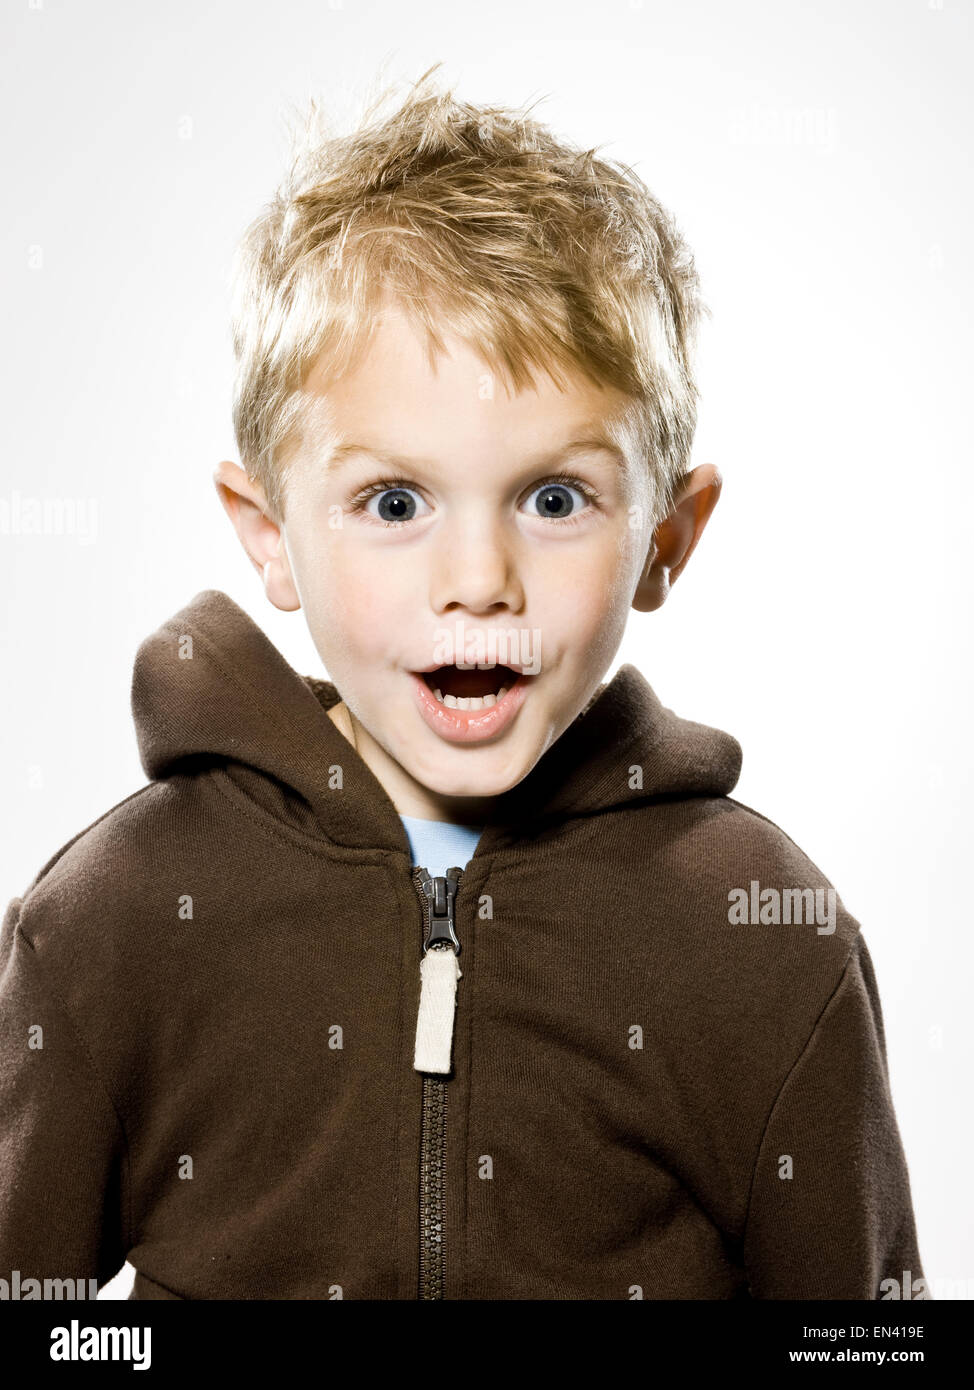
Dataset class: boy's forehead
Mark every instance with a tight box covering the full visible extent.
[298,311,642,476]
[297,394,640,481]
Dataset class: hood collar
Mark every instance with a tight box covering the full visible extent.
[132,589,742,855]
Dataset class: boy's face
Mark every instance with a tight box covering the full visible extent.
[216,304,719,823]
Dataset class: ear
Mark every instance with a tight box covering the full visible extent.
[212,460,301,612]
[632,464,722,613]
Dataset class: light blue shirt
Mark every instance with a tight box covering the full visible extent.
[399,815,483,877]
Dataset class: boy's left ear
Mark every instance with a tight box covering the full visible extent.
[212,459,301,612]
[632,464,722,613]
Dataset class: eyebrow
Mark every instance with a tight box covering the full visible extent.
[323,433,630,473]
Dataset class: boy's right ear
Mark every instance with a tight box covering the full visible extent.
[212,460,301,612]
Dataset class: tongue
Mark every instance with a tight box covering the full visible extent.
[433,665,513,698]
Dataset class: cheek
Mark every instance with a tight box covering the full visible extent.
[295,531,417,660]
[533,533,636,647]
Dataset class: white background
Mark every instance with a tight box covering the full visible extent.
[1,0,970,1300]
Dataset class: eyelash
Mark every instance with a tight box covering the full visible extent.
[346,473,602,528]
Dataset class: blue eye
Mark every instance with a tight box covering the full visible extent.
[524,480,588,520]
[354,475,596,527]
[365,487,428,524]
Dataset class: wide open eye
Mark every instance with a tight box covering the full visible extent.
[522,480,590,521]
[364,487,430,524]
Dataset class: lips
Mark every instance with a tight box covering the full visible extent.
[409,666,534,745]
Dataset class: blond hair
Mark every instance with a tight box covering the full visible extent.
[229,63,706,524]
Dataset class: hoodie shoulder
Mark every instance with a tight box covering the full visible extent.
[721,792,855,917]
[622,787,865,1038]
[9,775,211,956]
[653,788,861,948]
[12,782,164,906]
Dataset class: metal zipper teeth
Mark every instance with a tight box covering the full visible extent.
[412,866,462,1301]
[419,1073,447,1300]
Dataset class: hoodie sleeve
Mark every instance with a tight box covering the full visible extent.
[741,935,927,1299]
[0,896,129,1290]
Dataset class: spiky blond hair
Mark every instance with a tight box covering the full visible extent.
[229,63,705,524]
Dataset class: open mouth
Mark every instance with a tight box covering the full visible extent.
[420,663,520,710]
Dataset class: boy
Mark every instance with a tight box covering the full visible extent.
[0,68,925,1300]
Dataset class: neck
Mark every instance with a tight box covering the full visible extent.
[326,701,494,826]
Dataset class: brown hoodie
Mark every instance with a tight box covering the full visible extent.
[0,590,925,1300]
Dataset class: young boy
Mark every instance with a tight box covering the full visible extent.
[0,69,925,1300]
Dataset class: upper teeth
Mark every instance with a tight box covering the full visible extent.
[434,687,509,710]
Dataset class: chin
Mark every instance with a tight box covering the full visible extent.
[411,751,534,802]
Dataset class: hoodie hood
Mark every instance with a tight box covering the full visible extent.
[131,589,742,854]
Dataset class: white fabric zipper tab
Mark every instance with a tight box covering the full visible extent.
[413,947,462,1074]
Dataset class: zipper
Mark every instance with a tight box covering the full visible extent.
[412,865,463,1301]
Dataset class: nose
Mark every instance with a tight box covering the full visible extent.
[428,509,525,617]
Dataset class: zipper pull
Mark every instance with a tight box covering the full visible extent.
[413,868,462,1076]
